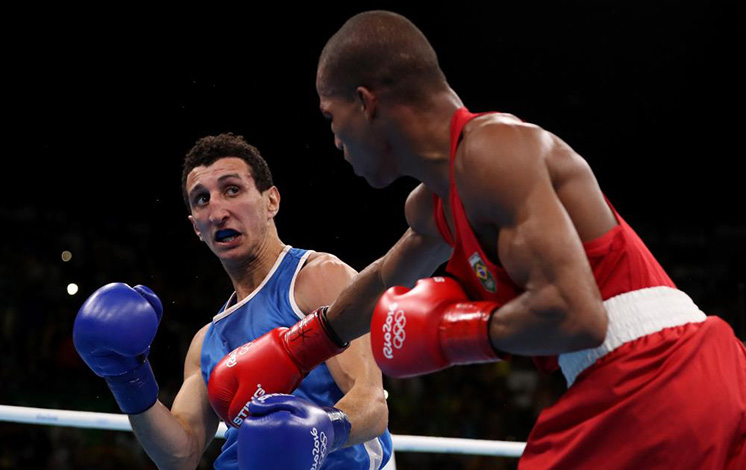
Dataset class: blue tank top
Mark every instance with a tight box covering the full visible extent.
[201,246,393,470]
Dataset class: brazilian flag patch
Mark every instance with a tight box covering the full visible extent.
[469,252,496,293]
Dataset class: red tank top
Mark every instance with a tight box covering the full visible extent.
[433,108,676,371]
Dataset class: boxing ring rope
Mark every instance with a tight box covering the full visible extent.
[0,404,526,458]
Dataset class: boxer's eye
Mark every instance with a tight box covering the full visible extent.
[192,192,209,207]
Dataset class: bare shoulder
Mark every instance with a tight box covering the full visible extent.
[457,114,555,224]
[462,113,549,167]
[460,113,613,237]
[295,252,358,314]
[462,113,591,178]
[190,323,212,348]
[404,183,441,238]
[300,252,357,283]
[184,323,212,377]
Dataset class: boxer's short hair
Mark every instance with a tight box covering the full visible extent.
[317,10,448,104]
[182,133,274,208]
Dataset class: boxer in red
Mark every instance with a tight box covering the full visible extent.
[227,9,745,469]
[308,10,745,470]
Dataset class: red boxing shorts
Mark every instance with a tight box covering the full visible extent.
[520,287,746,470]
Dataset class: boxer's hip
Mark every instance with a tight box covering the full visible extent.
[521,289,746,469]
[559,286,706,386]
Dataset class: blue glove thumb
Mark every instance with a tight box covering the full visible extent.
[238,394,351,470]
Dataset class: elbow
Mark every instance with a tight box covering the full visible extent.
[157,458,198,470]
[535,284,608,352]
[160,435,204,470]
[589,303,608,346]
[567,301,608,351]
[161,450,202,470]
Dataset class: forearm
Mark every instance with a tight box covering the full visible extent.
[326,258,387,343]
[327,228,450,343]
[488,284,607,356]
[333,387,388,447]
[129,401,204,470]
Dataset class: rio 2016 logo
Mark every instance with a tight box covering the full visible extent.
[309,427,328,470]
[382,302,407,359]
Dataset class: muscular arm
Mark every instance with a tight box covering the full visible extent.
[461,119,608,355]
[325,184,453,342]
[129,325,220,470]
[296,253,405,444]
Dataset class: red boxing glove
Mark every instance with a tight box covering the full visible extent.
[208,308,347,427]
[371,277,501,378]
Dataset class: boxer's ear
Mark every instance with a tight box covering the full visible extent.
[188,215,204,241]
[356,86,377,119]
[265,186,280,219]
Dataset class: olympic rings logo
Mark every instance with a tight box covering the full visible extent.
[382,302,406,359]
[225,342,253,368]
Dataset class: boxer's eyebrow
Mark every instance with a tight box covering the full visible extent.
[218,173,256,186]
[187,183,205,199]
[188,174,243,195]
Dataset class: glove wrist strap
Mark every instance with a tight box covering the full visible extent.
[284,307,349,372]
[442,302,504,364]
[105,359,159,414]
[322,406,352,452]
[317,306,348,348]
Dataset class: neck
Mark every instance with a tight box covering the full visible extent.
[390,88,463,198]
[223,229,286,302]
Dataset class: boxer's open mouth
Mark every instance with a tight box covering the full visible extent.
[215,229,241,243]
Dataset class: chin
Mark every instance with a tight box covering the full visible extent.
[367,179,390,189]
[213,244,247,262]
[365,172,397,189]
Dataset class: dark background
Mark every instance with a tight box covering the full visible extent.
[2,2,744,469]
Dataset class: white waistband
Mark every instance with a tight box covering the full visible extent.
[558,286,706,387]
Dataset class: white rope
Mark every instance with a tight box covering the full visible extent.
[0,404,525,457]
[391,434,525,457]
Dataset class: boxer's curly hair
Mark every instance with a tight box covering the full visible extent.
[317,10,448,104]
[181,133,274,209]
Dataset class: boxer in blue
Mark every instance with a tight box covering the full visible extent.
[73,133,394,470]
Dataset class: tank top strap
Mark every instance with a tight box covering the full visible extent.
[432,192,455,245]
[432,107,488,246]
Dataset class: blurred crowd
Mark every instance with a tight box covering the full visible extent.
[1,202,743,470]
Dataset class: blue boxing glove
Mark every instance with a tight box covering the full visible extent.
[238,394,352,470]
[73,282,163,414]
